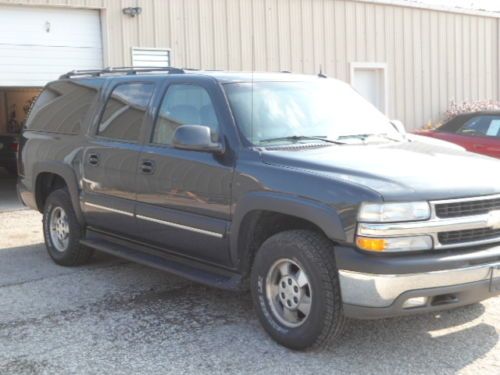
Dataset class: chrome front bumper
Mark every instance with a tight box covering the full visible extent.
[339,262,500,319]
[343,194,500,318]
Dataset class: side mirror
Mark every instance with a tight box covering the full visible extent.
[173,125,224,154]
[391,120,407,137]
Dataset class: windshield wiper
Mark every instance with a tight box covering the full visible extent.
[258,135,346,145]
[336,133,402,142]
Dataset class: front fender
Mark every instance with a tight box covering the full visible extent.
[230,192,346,267]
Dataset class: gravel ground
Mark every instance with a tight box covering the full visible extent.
[0,209,499,375]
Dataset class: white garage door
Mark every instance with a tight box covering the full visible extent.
[0,6,103,87]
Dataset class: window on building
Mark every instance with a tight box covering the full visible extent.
[97,82,154,142]
[132,47,172,68]
[152,84,219,146]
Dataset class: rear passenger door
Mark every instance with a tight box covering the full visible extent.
[135,80,234,266]
[82,80,155,237]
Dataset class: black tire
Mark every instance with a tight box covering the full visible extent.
[251,230,346,350]
[42,188,93,266]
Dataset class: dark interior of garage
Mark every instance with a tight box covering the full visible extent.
[0,87,41,210]
[0,88,41,135]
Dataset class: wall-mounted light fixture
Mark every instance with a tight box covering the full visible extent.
[123,7,142,17]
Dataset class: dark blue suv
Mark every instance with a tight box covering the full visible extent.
[17,67,500,350]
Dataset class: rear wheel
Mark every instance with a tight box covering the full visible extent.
[43,188,93,266]
[251,230,345,350]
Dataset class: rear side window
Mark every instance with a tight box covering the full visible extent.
[97,83,154,142]
[26,80,101,134]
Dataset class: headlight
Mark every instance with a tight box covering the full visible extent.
[358,202,431,222]
[356,235,433,252]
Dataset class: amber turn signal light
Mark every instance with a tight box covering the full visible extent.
[356,237,386,252]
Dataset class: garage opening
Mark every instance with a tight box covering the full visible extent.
[0,88,41,135]
[0,5,103,210]
[0,88,40,210]
[0,87,41,210]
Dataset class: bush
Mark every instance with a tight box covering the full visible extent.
[420,100,500,131]
[445,99,500,120]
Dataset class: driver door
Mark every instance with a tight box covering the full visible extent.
[135,80,234,266]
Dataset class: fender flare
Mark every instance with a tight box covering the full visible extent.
[229,192,346,267]
[33,161,85,225]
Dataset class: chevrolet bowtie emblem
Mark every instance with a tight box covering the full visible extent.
[487,211,500,230]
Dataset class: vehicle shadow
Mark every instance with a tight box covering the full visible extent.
[0,168,24,211]
[0,242,127,287]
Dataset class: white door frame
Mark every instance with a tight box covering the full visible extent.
[349,62,389,115]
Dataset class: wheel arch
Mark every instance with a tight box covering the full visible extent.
[230,192,346,274]
[33,161,85,225]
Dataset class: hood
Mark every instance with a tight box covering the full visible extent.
[260,139,500,201]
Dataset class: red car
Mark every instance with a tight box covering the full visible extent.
[414,111,500,158]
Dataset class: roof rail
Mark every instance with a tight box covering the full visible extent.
[59,66,185,79]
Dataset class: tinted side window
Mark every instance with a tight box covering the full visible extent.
[152,84,219,145]
[438,115,470,133]
[457,116,500,138]
[98,83,154,142]
[26,80,101,134]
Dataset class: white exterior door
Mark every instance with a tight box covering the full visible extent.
[0,6,103,87]
[350,63,388,114]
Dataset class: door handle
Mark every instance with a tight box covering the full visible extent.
[88,153,99,166]
[140,160,155,174]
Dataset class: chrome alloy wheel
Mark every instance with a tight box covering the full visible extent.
[265,259,313,328]
[49,207,70,252]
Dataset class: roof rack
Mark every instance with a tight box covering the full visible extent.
[59,66,185,79]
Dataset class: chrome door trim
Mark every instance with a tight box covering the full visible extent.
[136,214,224,238]
[84,202,134,217]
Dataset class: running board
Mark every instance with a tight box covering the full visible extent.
[81,233,244,291]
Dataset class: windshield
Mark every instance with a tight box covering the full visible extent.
[224,80,401,145]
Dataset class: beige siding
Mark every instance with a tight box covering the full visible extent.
[0,0,499,129]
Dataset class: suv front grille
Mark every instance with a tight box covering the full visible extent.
[438,228,500,245]
[435,197,500,218]
[431,194,500,249]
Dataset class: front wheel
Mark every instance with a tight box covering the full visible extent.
[43,188,93,266]
[251,230,345,350]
